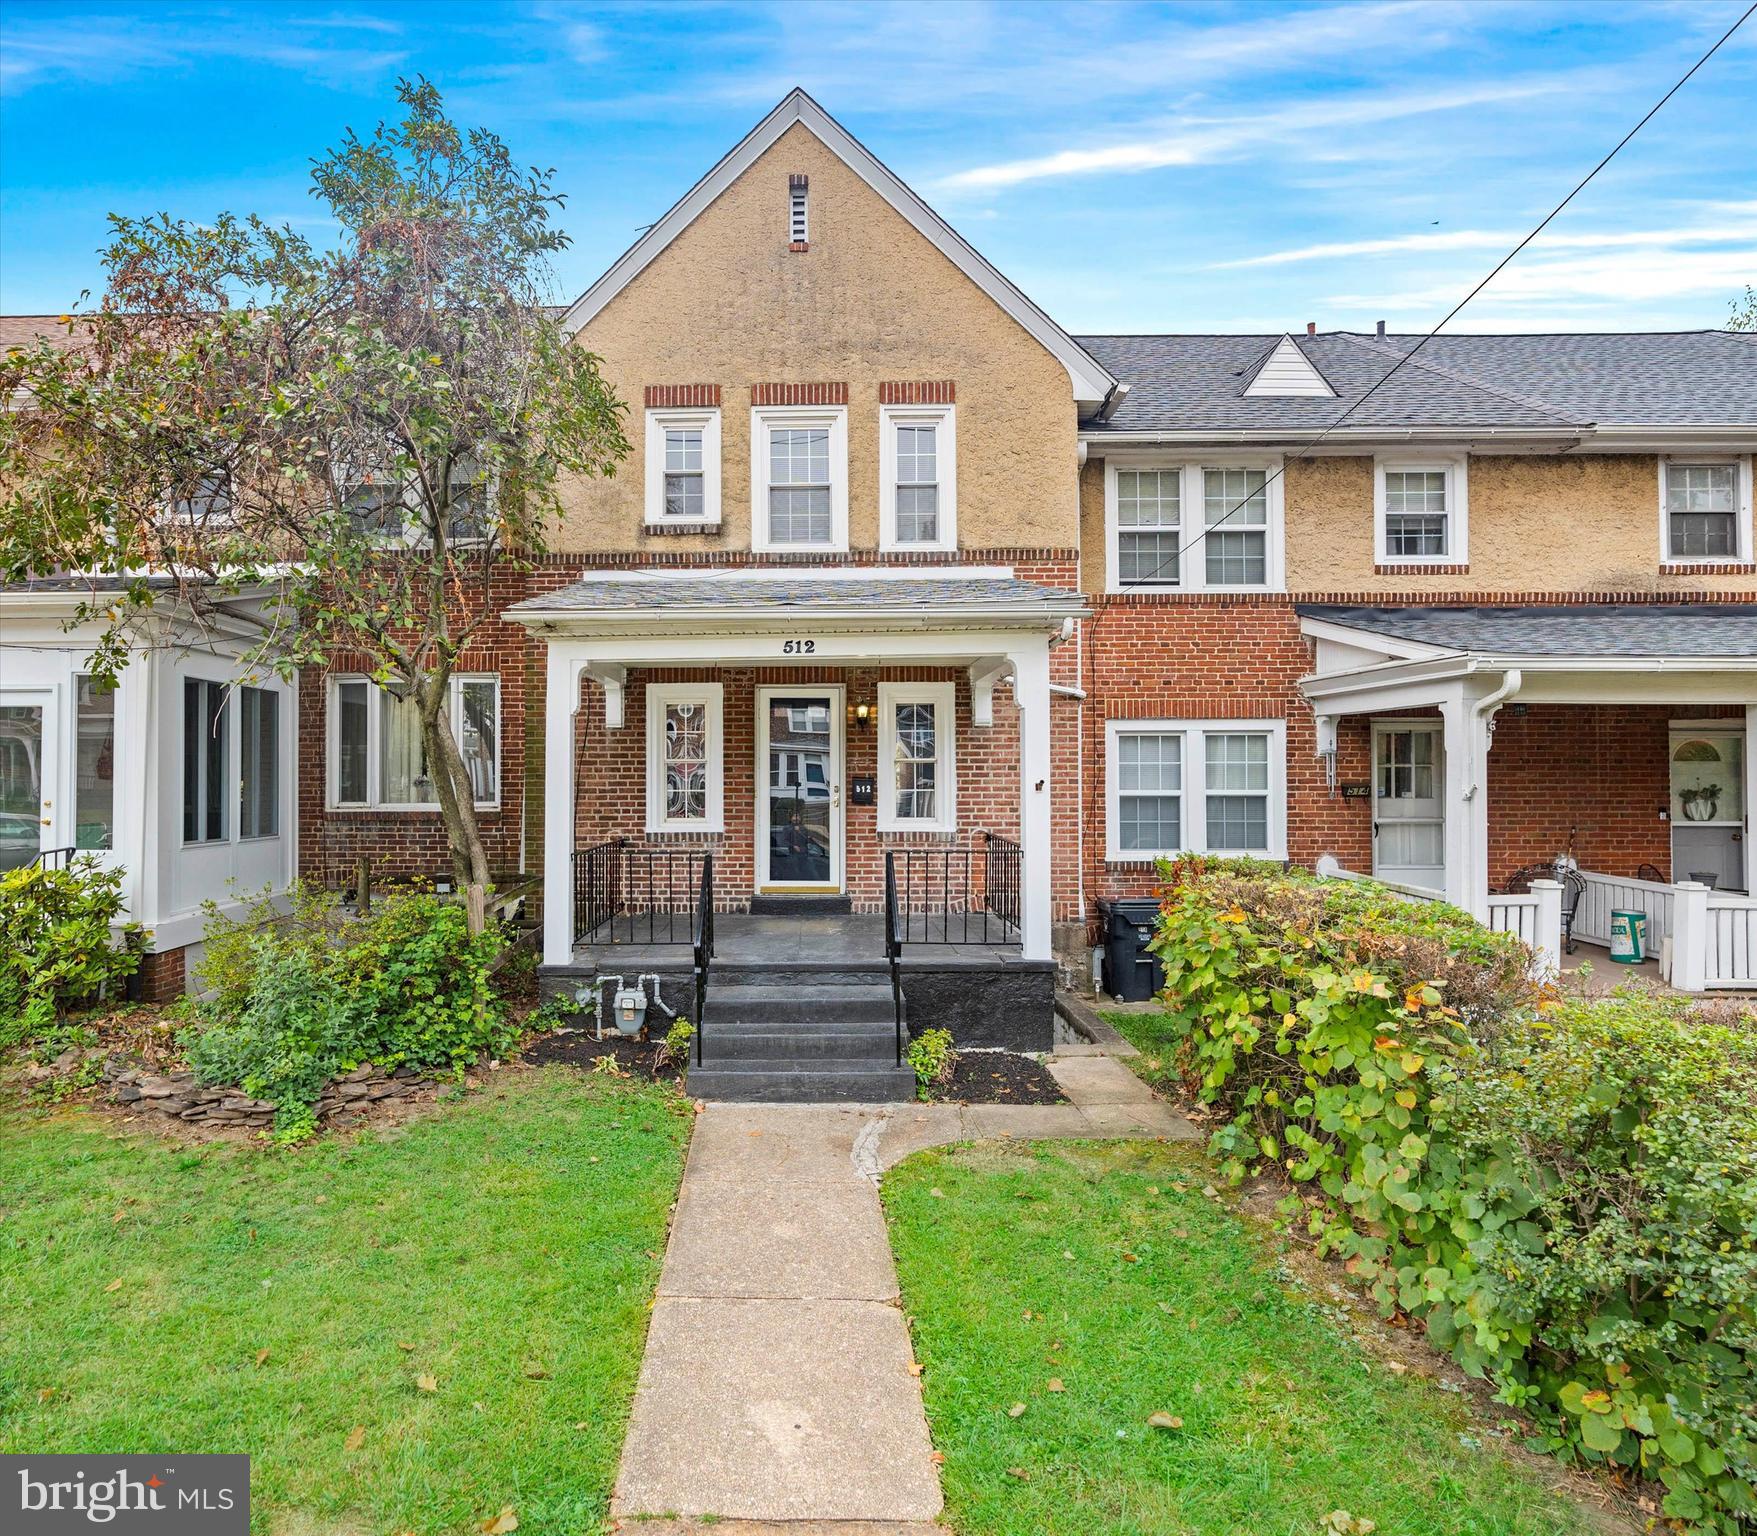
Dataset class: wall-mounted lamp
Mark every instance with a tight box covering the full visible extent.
[849,700,873,729]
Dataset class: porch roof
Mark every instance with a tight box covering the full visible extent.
[1296,603,1757,661]
[505,568,1088,630]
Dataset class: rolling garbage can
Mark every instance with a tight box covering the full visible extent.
[1609,910,1647,965]
[1099,897,1166,1002]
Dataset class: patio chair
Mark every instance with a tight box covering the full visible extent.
[1498,863,1551,896]
[1559,868,1585,955]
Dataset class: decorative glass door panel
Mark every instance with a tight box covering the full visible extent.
[763,694,836,887]
[1372,724,1445,892]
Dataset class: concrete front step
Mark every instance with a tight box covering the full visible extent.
[709,982,896,1025]
[686,1060,918,1103]
[700,1025,900,1064]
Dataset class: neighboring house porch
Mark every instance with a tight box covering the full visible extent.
[1299,603,1757,989]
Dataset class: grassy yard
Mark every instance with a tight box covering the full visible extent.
[0,1068,689,1536]
[1102,1006,1187,1098]
[885,1138,1617,1536]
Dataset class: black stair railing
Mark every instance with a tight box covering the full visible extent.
[982,831,1023,938]
[888,839,1023,946]
[31,846,78,873]
[692,852,714,1067]
[883,851,905,1067]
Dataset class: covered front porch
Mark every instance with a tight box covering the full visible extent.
[1298,604,1757,989]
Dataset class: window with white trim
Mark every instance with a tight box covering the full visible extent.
[1662,457,1752,562]
[878,682,956,832]
[644,408,722,526]
[239,685,280,839]
[1105,719,1286,861]
[752,406,848,551]
[183,678,229,844]
[328,675,500,810]
[1374,457,1467,563]
[880,404,956,550]
[645,682,725,833]
[1104,459,1283,593]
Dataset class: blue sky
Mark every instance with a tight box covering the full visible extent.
[2,0,1753,333]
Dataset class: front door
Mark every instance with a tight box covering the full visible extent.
[1372,722,1445,894]
[1671,727,1746,892]
[757,687,842,892]
[0,690,57,873]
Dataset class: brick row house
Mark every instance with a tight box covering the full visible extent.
[5,90,1756,1052]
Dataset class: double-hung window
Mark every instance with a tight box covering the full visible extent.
[646,683,725,833]
[752,406,847,552]
[335,446,409,540]
[878,682,956,833]
[183,678,229,844]
[329,675,500,810]
[1106,719,1285,861]
[1375,457,1468,564]
[1663,457,1752,563]
[880,404,956,550]
[644,408,722,527]
[1105,460,1282,593]
[239,685,280,839]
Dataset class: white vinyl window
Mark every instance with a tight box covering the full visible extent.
[1104,460,1283,593]
[239,685,280,840]
[751,406,848,552]
[644,408,722,526]
[1375,457,1468,564]
[878,682,956,833]
[328,675,500,811]
[880,404,956,551]
[646,683,725,834]
[1662,457,1752,563]
[182,678,230,844]
[1106,719,1286,862]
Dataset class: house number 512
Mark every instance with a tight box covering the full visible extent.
[781,639,817,654]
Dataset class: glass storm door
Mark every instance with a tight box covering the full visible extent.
[1671,729,1746,892]
[1372,723,1445,893]
[761,691,839,890]
[0,693,55,873]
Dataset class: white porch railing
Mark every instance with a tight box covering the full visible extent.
[1670,882,1757,990]
[1314,856,1562,980]
[1573,870,1674,954]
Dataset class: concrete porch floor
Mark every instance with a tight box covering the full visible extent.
[574,911,1025,969]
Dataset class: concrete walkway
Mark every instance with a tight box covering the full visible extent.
[609,1053,1197,1531]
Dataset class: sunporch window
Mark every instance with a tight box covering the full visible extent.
[239,685,279,839]
[329,675,499,811]
[183,678,229,844]
[75,676,115,851]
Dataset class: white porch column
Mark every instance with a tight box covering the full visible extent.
[542,643,586,968]
[1437,684,1490,918]
[1007,636,1054,961]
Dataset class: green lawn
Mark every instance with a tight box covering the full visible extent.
[0,1068,689,1536]
[1102,1007,1187,1098]
[885,1138,1615,1536]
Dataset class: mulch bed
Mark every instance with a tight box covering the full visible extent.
[521,1028,686,1082]
[922,1051,1068,1105]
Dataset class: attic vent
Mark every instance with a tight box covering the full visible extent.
[1243,334,1335,398]
[788,174,809,249]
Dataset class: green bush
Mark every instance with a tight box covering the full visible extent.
[906,1027,957,1097]
[1148,857,1757,1531]
[0,857,143,1050]
[182,883,514,1138]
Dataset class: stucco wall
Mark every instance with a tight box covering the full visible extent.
[557,122,1079,555]
[1080,453,1757,596]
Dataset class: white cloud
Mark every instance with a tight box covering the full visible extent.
[936,79,1557,191]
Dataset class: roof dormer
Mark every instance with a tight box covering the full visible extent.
[1243,334,1336,398]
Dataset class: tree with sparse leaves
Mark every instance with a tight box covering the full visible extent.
[0,79,629,918]
[1731,284,1757,331]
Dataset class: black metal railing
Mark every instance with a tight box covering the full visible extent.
[31,846,78,872]
[693,852,715,1066]
[883,852,905,1067]
[572,838,710,946]
[886,837,1024,946]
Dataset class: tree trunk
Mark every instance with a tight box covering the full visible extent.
[420,687,493,930]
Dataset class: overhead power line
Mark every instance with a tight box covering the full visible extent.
[1116,1,1757,591]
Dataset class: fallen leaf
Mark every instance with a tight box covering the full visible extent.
[397,1341,417,1352]
[1046,1377,1065,1392]
[905,1362,924,1377]
[1005,1466,1030,1481]
[344,1425,366,1452]
[415,1374,438,1393]
[37,1388,54,1404]
[928,1451,945,1465]
[104,1278,123,1293]
[1007,1402,1027,1418]
[522,1364,550,1380]
[1062,1249,1075,1260]
[573,1421,588,1430]
[929,1188,944,1199]
[1384,1360,1408,1375]
[314,1195,328,1205]
[1147,1411,1184,1430]
[1122,1253,1139,1263]
[479,1508,518,1535]
[255,1349,270,1368]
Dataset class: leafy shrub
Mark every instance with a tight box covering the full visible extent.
[653,1017,694,1076]
[906,1027,957,1096]
[182,882,514,1138]
[1148,858,1756,1530]
[0,857,143,1050]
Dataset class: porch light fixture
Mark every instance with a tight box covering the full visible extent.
[850,700,873,729]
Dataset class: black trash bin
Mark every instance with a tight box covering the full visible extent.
[1098,897,1165,1002]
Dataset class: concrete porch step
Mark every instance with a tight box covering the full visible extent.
[708,982,895,1024]
[747,893,854,916]
[699,1024,900,1063]
[685,1059,918,1103]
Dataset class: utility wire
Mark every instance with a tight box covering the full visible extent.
[1115,0,1756,591]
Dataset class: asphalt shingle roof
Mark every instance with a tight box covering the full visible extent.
[506,573,1085,615]
[1296,603,1757,658]
[1079,331,1757,433]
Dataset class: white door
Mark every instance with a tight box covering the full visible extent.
[756,687,842,892]
[1373,722,1445,894]
[1671,728,1746,892]
[0,689,59,872]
